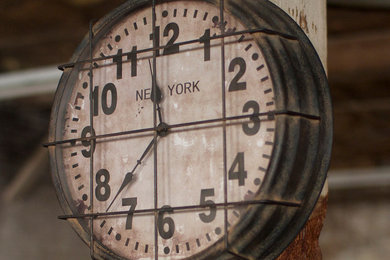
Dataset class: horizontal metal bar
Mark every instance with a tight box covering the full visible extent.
[58,198,301,220]
[44,110,320,147]
[58,27,297,69]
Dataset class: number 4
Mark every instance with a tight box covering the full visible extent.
[228,152,247,186]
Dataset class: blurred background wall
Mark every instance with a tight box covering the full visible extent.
[0,0,389,259]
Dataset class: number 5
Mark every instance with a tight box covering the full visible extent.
[199,189,216,223]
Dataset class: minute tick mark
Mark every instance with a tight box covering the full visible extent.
[263,154,271,159]
[261,76,269,82]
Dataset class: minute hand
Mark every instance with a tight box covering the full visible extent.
[106,138,156,212]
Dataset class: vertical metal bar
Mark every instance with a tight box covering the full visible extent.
[219,0,229,250]
[151,1,159,259]
[88,20,96,259]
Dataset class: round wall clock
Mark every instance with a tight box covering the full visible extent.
[47,0,332,259]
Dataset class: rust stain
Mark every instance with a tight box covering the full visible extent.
[75,199,88,214]
[299,10,309,34]
[287,6,310,34]
[276,195,328,260]
[312,22,318,33]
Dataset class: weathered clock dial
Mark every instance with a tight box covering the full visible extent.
[48,0,332,259]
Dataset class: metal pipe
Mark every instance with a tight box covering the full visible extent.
[0,66,60,100]
[328,167,390,190]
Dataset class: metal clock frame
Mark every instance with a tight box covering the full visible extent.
[47,0,332,259]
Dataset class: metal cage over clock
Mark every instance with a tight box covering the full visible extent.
[47,0,332,259]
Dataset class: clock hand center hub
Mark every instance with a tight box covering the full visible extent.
[156,122,169,137]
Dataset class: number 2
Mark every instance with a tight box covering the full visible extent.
[228,57,247,91]
[150,23,180,56]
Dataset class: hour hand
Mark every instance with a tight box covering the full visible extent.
[148,59,163,104]
[151,81,163,104]
[148,59,164,125]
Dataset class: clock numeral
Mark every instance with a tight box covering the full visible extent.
[122,197,137,230]
[127,46,137,77]
[228,152,247,186]
[92,83,118,116]
[158,205,175,239]
[199,189,216,223]
[81,126,95,158]
[243,100,261,136]
[95,169,111,201]
[228,57,247,92]
[113,46,137,79]
[199,29,211,61]
[113,49,123,79]
[150,22,180,56]
[163,22,180,55]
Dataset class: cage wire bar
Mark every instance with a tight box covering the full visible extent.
[44,111,318,148]
[219,0,229,254]
[151,0,159,258]
[88,20,96,259]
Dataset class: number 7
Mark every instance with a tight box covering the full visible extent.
[122,197,137,230]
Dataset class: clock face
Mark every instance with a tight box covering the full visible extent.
[57,1,274,259]
[49,0,332,259]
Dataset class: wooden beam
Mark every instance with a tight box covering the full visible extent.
[329,29,390,83]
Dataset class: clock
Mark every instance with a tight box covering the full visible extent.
[47,0,332,259]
